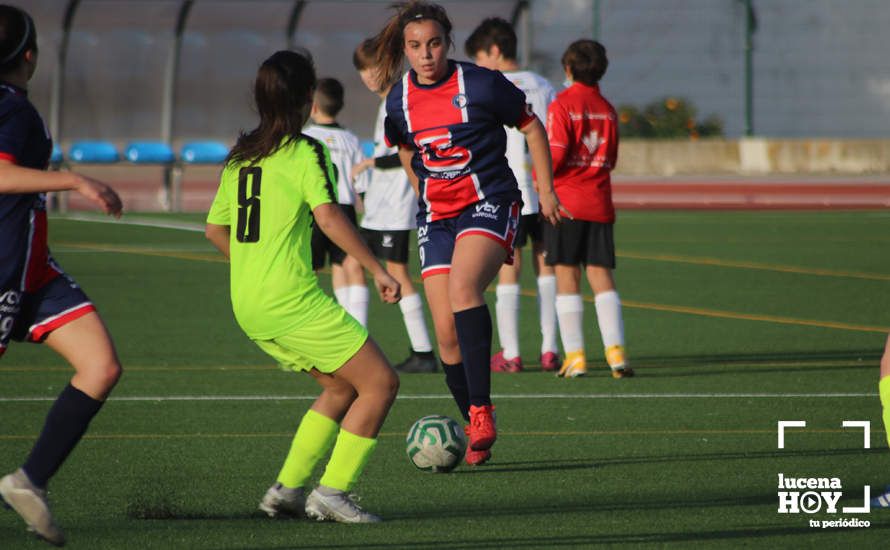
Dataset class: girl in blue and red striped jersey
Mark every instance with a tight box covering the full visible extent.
[370,0,569,466]
[0,5,123,546]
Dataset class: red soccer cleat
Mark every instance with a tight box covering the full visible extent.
[540,351,560,372]
[491,350,523,373]
[463,425,491,465]
[468,404,497,451]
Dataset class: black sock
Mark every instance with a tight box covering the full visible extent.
[454,305,492,408]
[442,361,469,421]
[23,384,104,488]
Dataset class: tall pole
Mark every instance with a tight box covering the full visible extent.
[592,0,600,41]
[161,0,193,145]
[49,0,81,144]
[286,1,307,50]
[742,0,755,136]
[510,1,530,68]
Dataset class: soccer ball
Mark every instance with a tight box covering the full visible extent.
[405,415,467,472]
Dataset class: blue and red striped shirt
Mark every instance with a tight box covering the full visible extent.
[384,60,536,222]
[0,83,59,292]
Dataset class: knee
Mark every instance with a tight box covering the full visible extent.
[383,368,400,402]
[98,360,122,392]
[447,280,478,311]
[81,360,121,397]
[434,327,459,356]
[324,383,358,405]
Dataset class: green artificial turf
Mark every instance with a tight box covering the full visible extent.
[1,210,889,548]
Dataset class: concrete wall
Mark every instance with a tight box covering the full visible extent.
[615,139,890,176]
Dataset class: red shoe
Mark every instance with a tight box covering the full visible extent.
[468,404,497,451]
[463,425,491,465]
[491,351,523,373]
[490,350,507,371]
[540,351,560,372]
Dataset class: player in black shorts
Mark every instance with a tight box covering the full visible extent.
[0,5,124,546]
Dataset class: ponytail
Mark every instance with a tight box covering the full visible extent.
[370,1,452,91]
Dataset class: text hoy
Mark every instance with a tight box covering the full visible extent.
[777,474,870,514]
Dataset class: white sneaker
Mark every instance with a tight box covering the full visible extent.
[258,484,305,518]
[0,469,65,546]
[304,488,381,523]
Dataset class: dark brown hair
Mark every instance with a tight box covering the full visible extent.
[0,4,36,74]
[562,39,608,86]
[314,77,344,118]
[352,37,377,71]
[370,1,453,90]
[227,50,316,165]
[464,17,516,60]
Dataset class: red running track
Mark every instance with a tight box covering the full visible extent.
[613,180,890,209]
[60,172,890,212]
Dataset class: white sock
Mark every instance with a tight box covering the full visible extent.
[536,275,559,354]
[555,294,584,354]
[594,290,624,349]
[334,287,349,306]
[495,284,521,359]
[347,285,369,327]
[399,293,433,353]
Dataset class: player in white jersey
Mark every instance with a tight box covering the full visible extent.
[465,17,560,373]
[304,78,370,326]
[351,39,436,373]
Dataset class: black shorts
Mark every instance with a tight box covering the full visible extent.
[360,228,410,264]
[543,219,616,268]
[311,204,357,269]
[513,213,545,249]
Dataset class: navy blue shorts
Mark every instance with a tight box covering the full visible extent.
[417,200,520,279]
[0,273,95,357]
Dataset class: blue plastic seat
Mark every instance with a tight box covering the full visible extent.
[180,141,228,164]
[361,140,375,158]
[50,144,63,164]
[68,141,119,163]
[124,141,175,164]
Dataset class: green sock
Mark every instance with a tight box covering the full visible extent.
[276,409,339,489]
[318,429,377,493]
[881,377,890,448]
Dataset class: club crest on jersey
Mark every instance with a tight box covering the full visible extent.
[452,93,468,109]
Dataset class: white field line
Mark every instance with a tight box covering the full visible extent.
[56,213,205,232]
[0,392,874,403]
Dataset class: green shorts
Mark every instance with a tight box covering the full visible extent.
[252,290,368,374]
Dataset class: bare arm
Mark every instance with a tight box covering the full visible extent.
[205,223,230,259]
[0,160,122,217]
[398,146,420,196]
[521,118,571,224]
[312,203,401,303]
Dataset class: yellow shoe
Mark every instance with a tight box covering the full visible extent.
[557,351,587,378]
[605,345,634,379]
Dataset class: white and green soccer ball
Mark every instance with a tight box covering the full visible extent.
[405,415,467,472]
